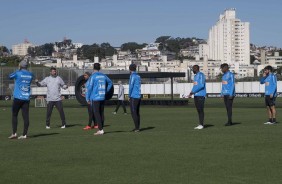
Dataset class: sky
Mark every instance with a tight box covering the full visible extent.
[1,0,282,49]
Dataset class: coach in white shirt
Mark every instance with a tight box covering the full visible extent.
[36,67,68,129]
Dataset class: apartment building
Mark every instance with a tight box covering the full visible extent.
[12,40,34,56]
[208,8,250,65]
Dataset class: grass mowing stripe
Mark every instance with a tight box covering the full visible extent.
[1,98,282,184]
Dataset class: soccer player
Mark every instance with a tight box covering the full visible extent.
[83,72,98,130]
[129,64,141,132]
[8,60,34,139]
[188,65,206,130]
[260,65,277,124]
[86,63,113,135]
[112,81,127,115]
[35,67,68,129]
[220,63,235,126]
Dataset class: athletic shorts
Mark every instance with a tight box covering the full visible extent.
[265,95,276,107]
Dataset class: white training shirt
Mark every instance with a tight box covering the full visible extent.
[39,76,66,102]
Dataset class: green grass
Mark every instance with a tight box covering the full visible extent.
[0,98,282,184]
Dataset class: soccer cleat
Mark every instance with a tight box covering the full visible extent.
[264,122,272,125]
[61,125,66,129]
[46,126,51,129]
[8,133,17,139]
[18,135,27,139]
[134,129,140,132]
[93,125,98,129]
[112,112,117,115]
[83,125,92,130]
[194,125,204,130]
[94,130,104,135]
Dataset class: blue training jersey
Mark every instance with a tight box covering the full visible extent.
[221,71,235,96]
[87,72,112,101]
[260,73,277,97]
[129,72,141,98]
[191,72,206,97]
[9,69,34,100]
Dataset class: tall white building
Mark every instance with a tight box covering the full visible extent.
[12,40,34,56]
[199,44,209,58]
[208,8,250,65]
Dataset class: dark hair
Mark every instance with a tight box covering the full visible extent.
[129,64,136,71]
[193,65,199,70]
[94,63,101,71]
[50,67,56,71]
[84,72,91,76]
[220,63,229,69]
[264,65,273,72]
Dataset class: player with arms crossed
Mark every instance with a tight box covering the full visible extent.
[260,65,277,124]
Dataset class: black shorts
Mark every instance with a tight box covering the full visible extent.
[265,95,276,107]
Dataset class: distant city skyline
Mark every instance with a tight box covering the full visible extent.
[1,0,282,49]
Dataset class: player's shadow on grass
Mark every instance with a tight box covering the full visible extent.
[105,130,126,134]
[31,133,59,138]
[140,126,155,131]
[204,124,214,128]
[64,124,82,128]
[232,122,241,126]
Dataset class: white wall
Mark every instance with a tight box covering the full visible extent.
[31,82,281,96]
[32,86,75,95]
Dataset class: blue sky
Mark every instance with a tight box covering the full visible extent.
[1,0,282,48]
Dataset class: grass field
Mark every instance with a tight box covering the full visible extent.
[0,98,282,184]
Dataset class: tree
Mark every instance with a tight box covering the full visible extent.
[155,36,171,51]
[42,43,55,56]
[0,55,21,67]
[155,36,171,43]
[27,47,36,57]
[0,46,9,56]
[28,43,54,56]
[0,46,9,53]
[166,39,181,53]
[120,42,147,53]
[100,42,116,56]
[55,39,73,50]
[276,66,282,75]
[154,36,204,59]
[63,39,72,48]
[77,43,108,61]
[250,55,256,64]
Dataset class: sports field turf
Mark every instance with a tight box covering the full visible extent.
[0,98,282,184]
